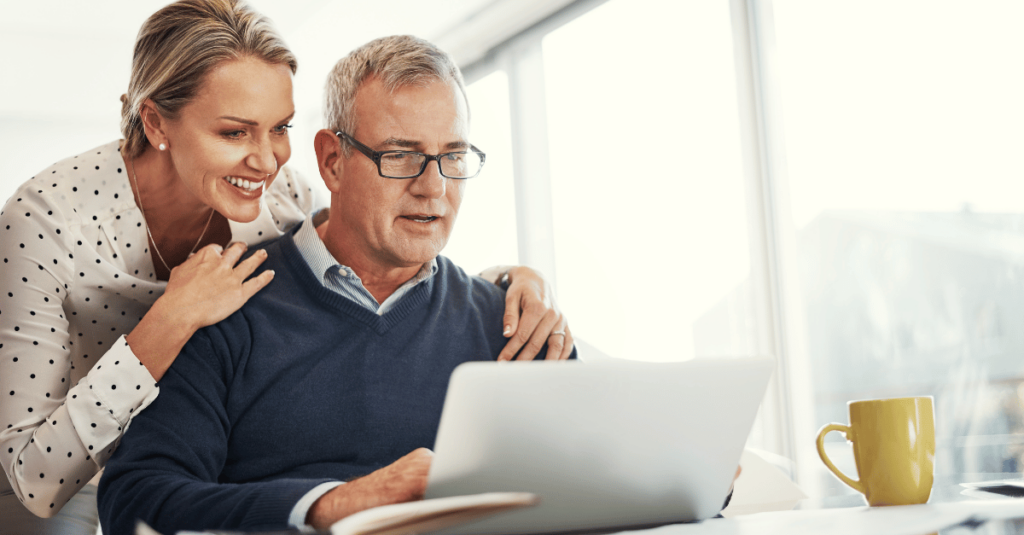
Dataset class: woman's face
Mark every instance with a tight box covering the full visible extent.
[161,57,295,223]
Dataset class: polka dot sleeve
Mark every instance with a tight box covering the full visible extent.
[0,183,156,517]
[277,166,322,219]
[64,336,159,467]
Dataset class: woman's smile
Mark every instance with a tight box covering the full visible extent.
[222,175,266,193]
[157,57,295,223]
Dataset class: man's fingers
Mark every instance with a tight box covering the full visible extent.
[310,448,434,529]
[403,447,434,458]
[390,448,433,501]
[386,448,433,483]
[559,326,575,360]
[403,447,435,464]
[516,309,560,361]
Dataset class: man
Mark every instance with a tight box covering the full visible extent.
[97,35,576,534]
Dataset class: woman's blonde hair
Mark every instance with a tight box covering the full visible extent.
[120,0,297,158]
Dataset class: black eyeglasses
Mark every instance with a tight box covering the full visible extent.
[336,131,486,179]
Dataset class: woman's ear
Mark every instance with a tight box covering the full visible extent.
[139,99,169,151]
[314,129,345,194]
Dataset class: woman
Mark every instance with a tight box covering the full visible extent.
[0,1,572,532]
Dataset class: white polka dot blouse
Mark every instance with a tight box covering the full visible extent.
[0,140,318,516]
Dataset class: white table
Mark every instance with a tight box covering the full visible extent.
[612,499,1024,535]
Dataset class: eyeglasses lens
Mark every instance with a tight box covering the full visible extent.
[380,153,425,178]
[439,152,482,178]
[379,152,483,178]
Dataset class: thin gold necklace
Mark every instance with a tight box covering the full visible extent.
[129,156,214,274]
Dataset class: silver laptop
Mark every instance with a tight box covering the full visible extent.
[424,356,774,534]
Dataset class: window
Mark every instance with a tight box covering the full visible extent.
[443,70,520,274]
[773,0,1024,504]
[542,0,759,362]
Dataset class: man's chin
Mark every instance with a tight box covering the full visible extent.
[386,242,446,268]
[395,252,440,267]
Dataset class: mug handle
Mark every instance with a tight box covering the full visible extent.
[815,423,865,495]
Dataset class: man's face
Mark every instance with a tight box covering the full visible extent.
[334,76,469,270]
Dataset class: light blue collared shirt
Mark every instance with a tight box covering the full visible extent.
[291,212,438,315]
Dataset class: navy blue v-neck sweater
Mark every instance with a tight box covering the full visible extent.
[98,231,535,534]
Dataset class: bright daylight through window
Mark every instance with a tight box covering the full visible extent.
[543,0,756,363]
[774,0,1024,504]
[439,70,519,274]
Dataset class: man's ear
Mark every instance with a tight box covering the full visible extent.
[314,129,345,194]
[139,99,169,151]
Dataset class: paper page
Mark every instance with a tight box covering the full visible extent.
[720,449,807,517]
[961,478,1024,491]
[330,492,539,535]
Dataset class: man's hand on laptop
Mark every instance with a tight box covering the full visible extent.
[306,448,434,530]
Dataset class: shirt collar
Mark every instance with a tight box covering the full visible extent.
[292,211,437,288]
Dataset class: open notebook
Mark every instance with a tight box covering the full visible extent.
[152,493,537,535]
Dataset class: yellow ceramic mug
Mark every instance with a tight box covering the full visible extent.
[815,396,935,506]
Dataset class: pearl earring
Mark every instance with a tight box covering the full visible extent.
[159,143,166,151]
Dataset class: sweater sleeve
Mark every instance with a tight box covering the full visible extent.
[0,186,158,517]
[97,321,333,535]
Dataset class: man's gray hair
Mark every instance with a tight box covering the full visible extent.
[324,35,468,154]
